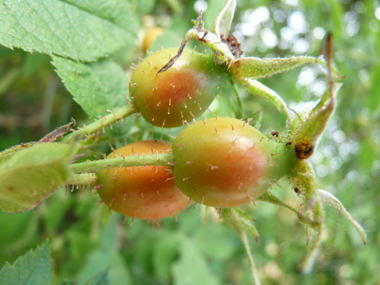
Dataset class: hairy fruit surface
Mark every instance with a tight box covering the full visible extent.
[96,140,191,219]
[172,117,299,207]
[130,47,229,128]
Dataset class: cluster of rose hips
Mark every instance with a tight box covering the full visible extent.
[92,11,365,277]
[0,3,365,281]
[96,47,299,220]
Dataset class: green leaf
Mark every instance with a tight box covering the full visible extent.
[0,142,77,213]
[135,0,156,15]
[0,210,33,244]
[52,56,129,119]
[0,242,53,285]
[152,232,182,280]
[193,224,238,261]
[79,249,130,285]
[66,229,96,264]
[79,215,131,285]
[55,281,76,285]
[172,239,219,285]
[0,0,138,62]
[62,0,135,29]
[88,269,109,285]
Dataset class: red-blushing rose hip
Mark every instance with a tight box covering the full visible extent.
[130,47,229,128]
[96,140,191,219]
[172,117,299,208]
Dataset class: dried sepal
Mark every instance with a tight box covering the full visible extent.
[39,118,76,143]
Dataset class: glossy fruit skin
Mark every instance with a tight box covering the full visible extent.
[172,117,299,208]
[130,47,228,128]
[96,140,191,219]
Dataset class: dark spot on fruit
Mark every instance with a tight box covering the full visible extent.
[271,131,279,137]
[221,34,243,58]
[294,142,314,159]
[294,187,300,194]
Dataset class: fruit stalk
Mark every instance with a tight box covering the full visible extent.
[70,153,174,174]
[61,103,137,142]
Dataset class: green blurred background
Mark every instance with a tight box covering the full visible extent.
[0,0,379,284]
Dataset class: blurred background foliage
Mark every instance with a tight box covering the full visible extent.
[0,0,379,284]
